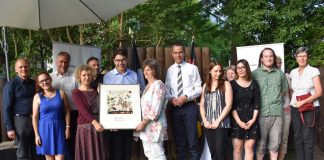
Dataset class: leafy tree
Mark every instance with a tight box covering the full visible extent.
[2,0,322,79]
[202,0,324,69]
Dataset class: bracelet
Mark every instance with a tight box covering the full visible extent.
[201,120,207,125]
[66,126,70,128]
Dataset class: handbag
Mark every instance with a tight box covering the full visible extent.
[296,93,315,127]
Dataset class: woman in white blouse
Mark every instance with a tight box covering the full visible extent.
[290,47,322,160]
[135,59,168,160]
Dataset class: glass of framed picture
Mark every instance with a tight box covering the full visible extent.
[99,84,141,129]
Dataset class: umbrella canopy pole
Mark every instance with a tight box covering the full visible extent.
[1,27,10,81]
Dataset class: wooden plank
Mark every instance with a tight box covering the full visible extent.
[137,47,146,66]
[185,47,190,62]
[146,47,155,59]
[318,67,324,149]
[202,47,210,83]
[164,47,173,74]
[164,47,177,160]
[155,47,165,81]
[195,47,203,81]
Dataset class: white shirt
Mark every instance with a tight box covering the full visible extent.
[165,61,202,101]
[50,71,78,110]
[290,65,320,107]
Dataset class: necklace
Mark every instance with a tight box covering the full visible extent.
[44,90,54,101]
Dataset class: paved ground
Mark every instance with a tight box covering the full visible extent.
[1,141,324,159]
[263,146,324,160]
[314,146,324,160]
[0,141,16,150]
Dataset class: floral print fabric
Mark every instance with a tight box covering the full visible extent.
[139,80,168,142]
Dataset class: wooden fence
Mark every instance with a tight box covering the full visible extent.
[126,47,211,83]
[1,47,324,157]
[0,47,210,159]
[123,47,210,160]
[317,67,324,152]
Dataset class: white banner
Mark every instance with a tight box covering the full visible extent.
[50,42,101,72]
[236,43,285,71]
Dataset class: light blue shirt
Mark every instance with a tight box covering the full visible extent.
[103,68,138,85]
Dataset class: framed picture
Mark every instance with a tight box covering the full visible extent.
[99,84,141,129]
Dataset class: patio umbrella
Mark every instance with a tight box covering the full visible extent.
[0,0,146,30]
[0,0,146,80]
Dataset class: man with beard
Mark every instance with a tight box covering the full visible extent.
[252,48,289,160]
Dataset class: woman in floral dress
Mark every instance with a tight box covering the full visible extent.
[135,59,168,160]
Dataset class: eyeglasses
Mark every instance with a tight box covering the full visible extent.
[296,55,308,58]
[114,59,127,63]
[237,66,246,70]
[38,78,50,84]
[173,51,184,55]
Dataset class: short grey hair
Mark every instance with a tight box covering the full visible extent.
[295,47,310,56]
[57,51,71,62]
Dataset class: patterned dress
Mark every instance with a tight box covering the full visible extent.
[139,80,168,142]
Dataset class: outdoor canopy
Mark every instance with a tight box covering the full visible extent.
[0,0,146,81]
[0,0,146,30]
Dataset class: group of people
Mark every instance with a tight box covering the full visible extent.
[2,42,322,160]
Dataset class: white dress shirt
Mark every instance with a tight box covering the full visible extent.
[50,71,78,110]
[165,61,202,101]
[290,65,320,107]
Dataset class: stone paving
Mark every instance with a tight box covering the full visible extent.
[1,141,324,159]
[314,146,324,160]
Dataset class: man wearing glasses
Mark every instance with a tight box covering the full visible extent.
[103,48,138,160]
[3,58,36,160]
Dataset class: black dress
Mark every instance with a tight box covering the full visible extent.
[230,79,260,139]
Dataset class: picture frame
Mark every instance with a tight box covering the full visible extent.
[99,84,141,129]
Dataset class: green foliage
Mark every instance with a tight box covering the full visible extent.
[126,0,210,46]
[4,29,52,78]
[1,0,323,78]
[203,0,324,69]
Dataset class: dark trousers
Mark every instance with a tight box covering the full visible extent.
[204,128,229,160]
[291,107,318,160]
[106,130,133,160]
[225,130,233,160]
[14,116,36,160]
[65,110,78,160]
[171,102,199,160]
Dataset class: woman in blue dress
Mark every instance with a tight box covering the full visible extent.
[32,71,70,160]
